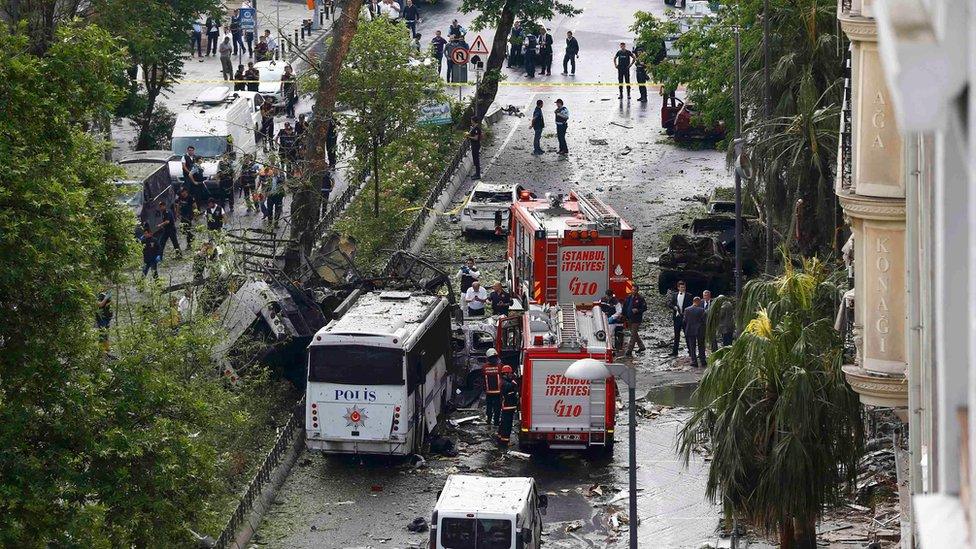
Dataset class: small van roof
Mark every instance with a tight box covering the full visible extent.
[436,475,534,515]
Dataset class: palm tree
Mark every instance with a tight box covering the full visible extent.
[739,0,845,262]
[680,257,863,548]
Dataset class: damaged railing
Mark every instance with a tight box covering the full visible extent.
[213,396,306,549]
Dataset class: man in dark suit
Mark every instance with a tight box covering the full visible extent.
[665,280,691,356]
[683,297,708,367]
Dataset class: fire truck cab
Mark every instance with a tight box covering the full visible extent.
[500,302,617,453]
[507,191,634,307]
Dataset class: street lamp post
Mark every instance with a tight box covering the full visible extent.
[566,358,637,549]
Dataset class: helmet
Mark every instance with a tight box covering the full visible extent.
[501,365,514,374]
[485,348,498,358]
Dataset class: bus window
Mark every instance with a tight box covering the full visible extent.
[308,345,404,385]
[441,518,476,548]
[441,518,513,549]
[478,519,513,549]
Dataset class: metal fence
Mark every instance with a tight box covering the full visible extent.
[213,396,306,549]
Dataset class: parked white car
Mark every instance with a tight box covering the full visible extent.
[459,182,524,237]
[253,60,289,107]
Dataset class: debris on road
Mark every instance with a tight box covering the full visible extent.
[448,415,481,427]
[406,517,429,533]
[610,122,633,129]
[430,435,459,457]
[565,520,583,532]
[506,450,531,460]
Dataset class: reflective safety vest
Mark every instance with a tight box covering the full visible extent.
[501,379,519,411]
[483,363,501,394]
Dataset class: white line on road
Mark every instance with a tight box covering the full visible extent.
[483,92,536,178]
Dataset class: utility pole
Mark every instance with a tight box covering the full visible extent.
[763,0,774,275]
[733,25,743,297]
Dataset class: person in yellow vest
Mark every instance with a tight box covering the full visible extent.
[483,348,502,426]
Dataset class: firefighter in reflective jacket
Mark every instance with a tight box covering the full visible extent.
[496,365,520,445]
[483,348,502,426]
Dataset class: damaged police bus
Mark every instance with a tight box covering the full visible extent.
[305,290,455,455]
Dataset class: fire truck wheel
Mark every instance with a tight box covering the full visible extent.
[517,439,535,453]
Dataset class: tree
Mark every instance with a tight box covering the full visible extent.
[458,0,580,121]
[92,0,219,150]
[285,0,363,273]
[0,23,131,544]
[679,257,863,549]
[0,23,270,546]
[336,16,442,216]
[632,0,843,259]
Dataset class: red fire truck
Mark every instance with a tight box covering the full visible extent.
[496,303,617,452]
[507,191,634,306]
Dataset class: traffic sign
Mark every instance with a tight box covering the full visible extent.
[451,47,469,64]
[239,7,257,31]
[469,35,489,55]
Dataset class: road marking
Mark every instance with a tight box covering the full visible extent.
[483,93,535,178]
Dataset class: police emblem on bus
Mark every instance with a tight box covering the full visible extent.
[344,405,368,427]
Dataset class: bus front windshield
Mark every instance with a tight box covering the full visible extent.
[308,345,404,385]
[172,136,229,158]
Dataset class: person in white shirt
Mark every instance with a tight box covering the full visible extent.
[381,0,401,20]
[666,280,691,356]
[263,29,278,58]
[465,281,488,317]
[177,289,193,322]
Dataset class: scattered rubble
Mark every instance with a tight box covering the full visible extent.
[406,517,429,533]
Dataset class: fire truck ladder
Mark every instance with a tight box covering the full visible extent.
[557,302,579,348]
[588,379,608,445]
[544,230,561,303]
[576,192,622,235]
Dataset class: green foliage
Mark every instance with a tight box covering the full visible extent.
[129,101,177,150]
[678,257,863,545]
[334,124,460,271]
[0,23,288,546]
[335,16,446,214]
[633,0,843,257]
[459,0,580,30]
[92,0,220,148]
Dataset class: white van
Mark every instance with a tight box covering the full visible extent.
[431,475,548,549]
[169,86,259,186]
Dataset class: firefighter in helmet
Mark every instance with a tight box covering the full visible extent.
[483,348,502,426]
[496,365,520,446]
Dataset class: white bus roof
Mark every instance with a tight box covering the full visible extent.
[436,475,534,515]
[312,291,444,349]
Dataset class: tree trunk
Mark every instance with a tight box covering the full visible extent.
[371,135,380,217]
[136,63,162,151]
[793,517,817,549]
[778,518,796,548]
[465,0,515,123]
[284,0,364,275]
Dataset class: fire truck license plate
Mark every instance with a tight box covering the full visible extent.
[554,434,582,441]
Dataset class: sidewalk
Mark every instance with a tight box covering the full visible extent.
[162,0,327,110]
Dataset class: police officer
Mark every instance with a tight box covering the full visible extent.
[523,32,538,78]
[277,122,298,169]
[238,158,258,213]
[467,117,482,180]
[633,44,649,102]
[613,42,635,99]
[205,197,224,231]
[154,200,181,257]
[496,365,519,445]
[217,154,235,213]
[177,187,195,248]
[554,99,569,155]
[483,348,502,426]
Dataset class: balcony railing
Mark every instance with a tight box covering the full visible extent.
[840,48,853,192]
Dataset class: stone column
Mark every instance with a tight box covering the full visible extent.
[837,3,909,414]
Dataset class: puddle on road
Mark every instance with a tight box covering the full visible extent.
[643,383,698,407]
